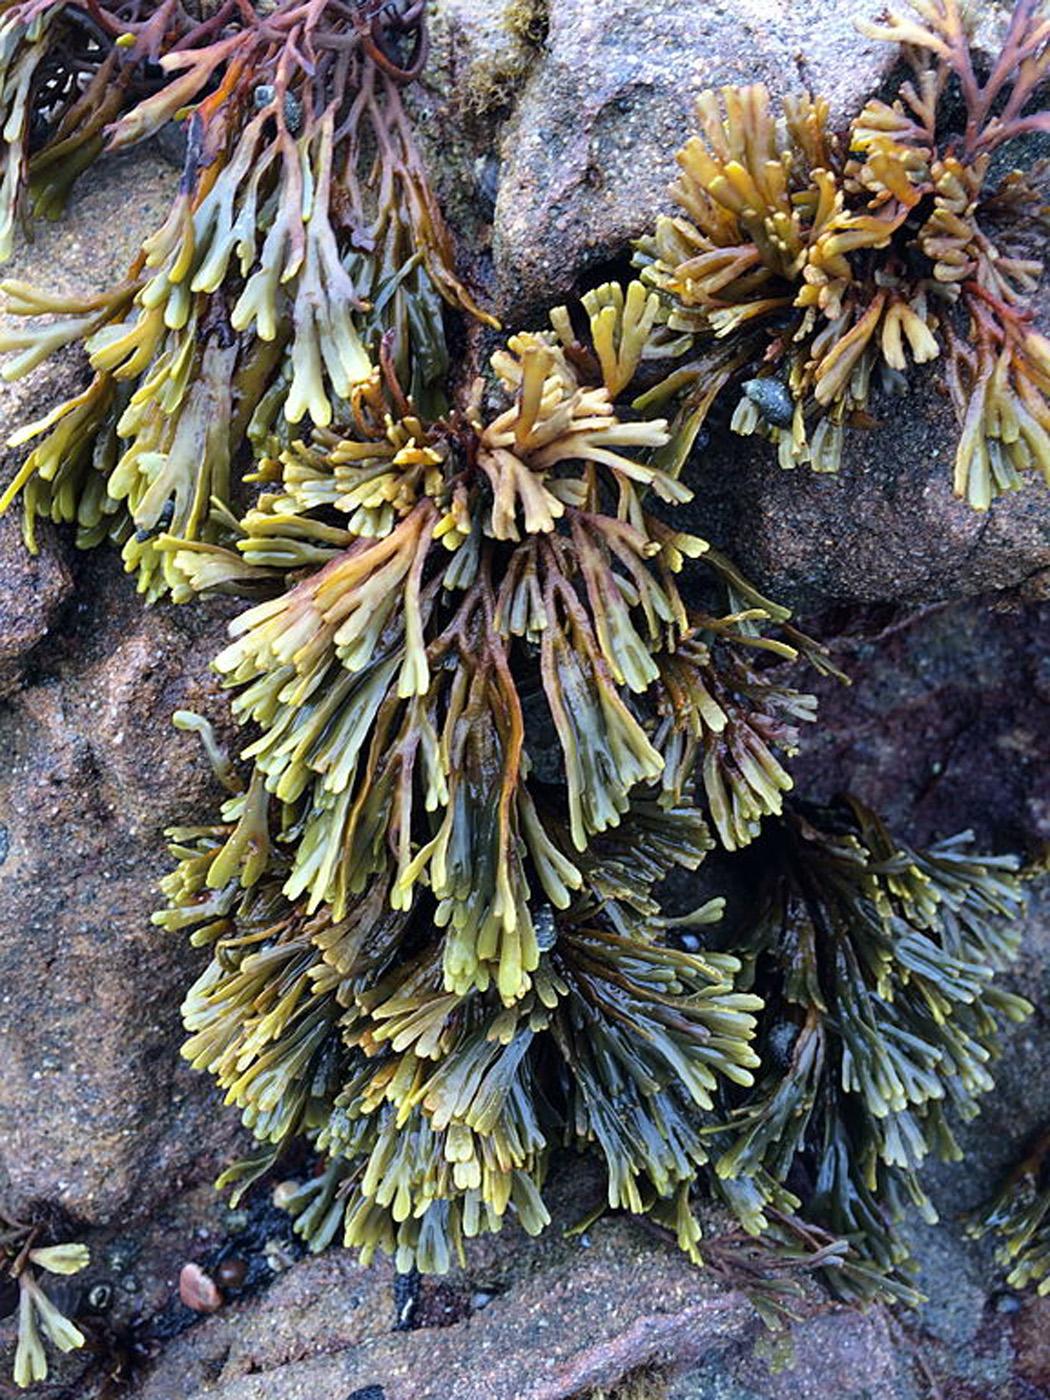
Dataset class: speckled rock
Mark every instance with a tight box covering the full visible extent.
[689,377,1050,609]
[0,150,246,1225]
[426,0,545,120]
[789,595,1050,848]
[669,1307,918,1400]
[0,513,72,697]
[0,550,245,1223]
[133,1184,759,1400]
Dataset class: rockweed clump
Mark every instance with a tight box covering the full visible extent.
[0,0,1046,1348]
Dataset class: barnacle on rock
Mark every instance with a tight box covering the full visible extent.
[636,0,1050,507]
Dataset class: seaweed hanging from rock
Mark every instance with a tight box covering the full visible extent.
[0,0,1040,1327]
[710,796,1031,1302]
[634,0,1050,509]
[0,0,494,599]
[149,296,823,1270]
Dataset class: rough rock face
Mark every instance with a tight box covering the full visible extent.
[790,596,1050,849]
[670,1308,917,1400]
[0,150,248,1225]
[691,384,1050,609]
[0,548,247,1223]
[133,1178,760,1400]
[0,514,72,698]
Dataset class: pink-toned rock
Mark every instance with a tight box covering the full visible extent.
[135,1204,760,1400]
[179,1262,223,1314]
[0,549,244,1224]
[0,513,72,698]
[0,147,251,1226]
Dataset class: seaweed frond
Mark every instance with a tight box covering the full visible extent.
[1,1210,90,1388]
[712,796,1031,1301]
[969,1127,1050,1293]
[0,0,494,598]
[635,1,1050,507]
[149,275,819,1273]
[158,792,760,1273]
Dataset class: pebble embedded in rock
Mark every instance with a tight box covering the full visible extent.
[179,1262,223,1313]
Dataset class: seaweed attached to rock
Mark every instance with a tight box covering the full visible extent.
[0,0,1041,1330]
[0,0,493,599]
[710,797,1031,1302]
[634,0,1050,509]
[970,1127,1050,1294]
[1,1210,90,1389]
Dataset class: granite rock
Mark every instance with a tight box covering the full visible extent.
[0,150,246,1225]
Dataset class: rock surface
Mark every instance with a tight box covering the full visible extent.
[0,546,246,1224]
[0,149,247,1227]
[690,368,1050,610]
[0,512,72,697]
[669,1307,918,1400]
[133,1178,759,1400]
[790,595,1050,850]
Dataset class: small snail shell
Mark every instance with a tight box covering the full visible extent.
[742,377,795,428]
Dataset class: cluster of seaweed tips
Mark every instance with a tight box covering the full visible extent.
[148,259,833,1274]
[712,798,1031,1301]
[0,0,497,599]
[634,0,1050,509]
[1,1214,90,1389]
[969,1127,1050,1294]
[151,261,1031,1295]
